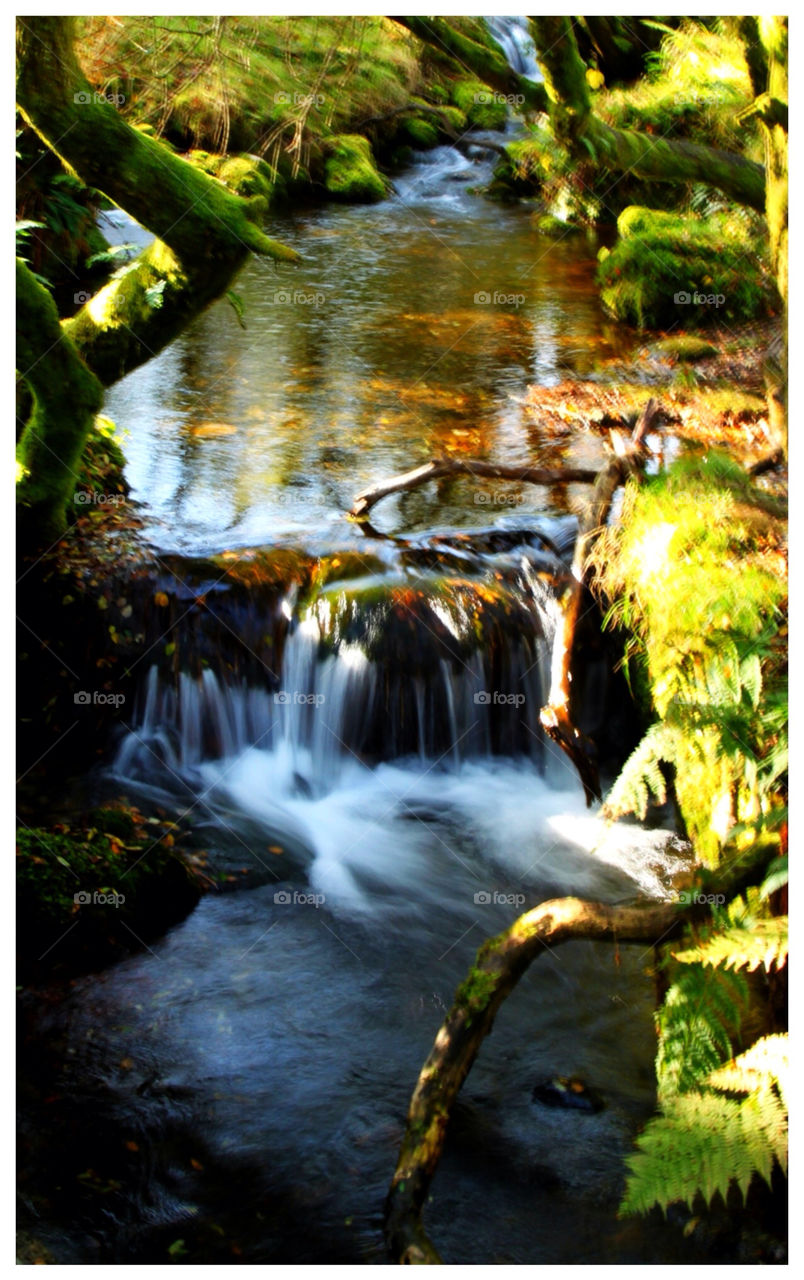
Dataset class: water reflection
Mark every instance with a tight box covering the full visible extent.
[104,152,634,552]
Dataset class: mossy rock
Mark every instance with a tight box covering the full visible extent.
[401,115,440,149]
[439,104,467,132]
[651,335,719,363]
[533,212,583,238]
[17,809,201,976]
[324,134,389,203]
[597,205,774,329]
[217,154,281,202]
[451,78,507,130]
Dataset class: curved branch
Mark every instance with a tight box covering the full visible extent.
[385,894,681,1263]
[348,458,598,520]
[385,830,771,1263]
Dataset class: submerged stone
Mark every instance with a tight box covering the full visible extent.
[532,1076,605,1112]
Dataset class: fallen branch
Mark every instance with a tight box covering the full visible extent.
[385,830,768,1263]
[385,894,680,1264]
[348,458,598,520]
[539,399,657,803]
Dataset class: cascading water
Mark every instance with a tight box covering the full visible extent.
[485,15,543,83]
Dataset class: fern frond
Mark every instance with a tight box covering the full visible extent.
[621,1086,787,1215]
[602,721,676,819]
[674,917,788,973]
[656,965,747,1100]
[709,1034,789,1111]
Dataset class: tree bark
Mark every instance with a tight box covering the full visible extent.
[756,18,788,453]
[529,17,766,212]
[16,259,104,540]
[349,457,598,520]
[539,400,657,804]
[391,17,548,115]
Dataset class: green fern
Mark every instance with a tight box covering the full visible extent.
[601,721,675,819]
[621,1086,787,1214]
[674,918,788,974]
[710,1035,789,1110]
[655,964,747,1102]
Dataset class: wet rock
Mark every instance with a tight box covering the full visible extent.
[532,1075,605,1113]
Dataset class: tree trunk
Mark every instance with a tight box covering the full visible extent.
[757,17,788,453]
[16,259,104,541]
[16,16,299,539]
[529,17,766,212]
[539,400,656,804]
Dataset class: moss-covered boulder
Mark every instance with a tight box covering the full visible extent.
[185,150,283,203]
[650,335,719,362]
[533,212,583,238]
[17,806,202,976]
[597,205,774,329]
[451,78,507,130]
[324,134,389,203]
[401,114,440,149]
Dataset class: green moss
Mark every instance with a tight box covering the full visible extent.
[401,115,440,149]
[651,335,718,362]
[456,964,499,1017]
[324,134,389,203]
[597,206,774,329]
[534,212,583,238]
[451,78,507,130]
[596,454,787,865]
[17,808,201,974]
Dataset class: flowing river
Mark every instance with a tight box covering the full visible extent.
[19,63,711,1264]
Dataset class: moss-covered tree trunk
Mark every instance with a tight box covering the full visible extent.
[16,259,104,542]
[16,16,298,541]
[529,16,766,212]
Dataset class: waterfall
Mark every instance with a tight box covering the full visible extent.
[113,537,562,793]
[485,15,542,83]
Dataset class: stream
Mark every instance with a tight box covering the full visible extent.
[19,37,710,1264]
